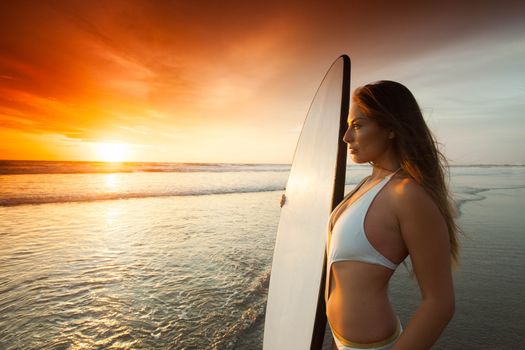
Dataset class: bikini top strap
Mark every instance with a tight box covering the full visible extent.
[387,167,402,179]
[328,175,370,234]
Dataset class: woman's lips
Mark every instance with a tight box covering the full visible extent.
[349,148,358,154]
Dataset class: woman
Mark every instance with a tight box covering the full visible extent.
[325,80,459,350]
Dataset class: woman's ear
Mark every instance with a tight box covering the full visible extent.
[388,131,395,139]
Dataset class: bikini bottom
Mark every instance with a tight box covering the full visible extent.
[328,317,402,350]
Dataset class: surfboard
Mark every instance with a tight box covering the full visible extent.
[263,55,351,349]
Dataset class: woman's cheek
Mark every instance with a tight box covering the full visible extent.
[360,128,384,156]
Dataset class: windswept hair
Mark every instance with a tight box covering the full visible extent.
[352,80,460,265]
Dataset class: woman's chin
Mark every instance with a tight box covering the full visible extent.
[349,154,365,164]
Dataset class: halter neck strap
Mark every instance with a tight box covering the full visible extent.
[387,167,402,178]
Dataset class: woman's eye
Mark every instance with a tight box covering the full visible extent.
[352,124,361,129]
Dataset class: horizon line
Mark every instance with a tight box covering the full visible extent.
[1,159,524,167]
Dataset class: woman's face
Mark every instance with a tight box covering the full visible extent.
[344,103,392,163]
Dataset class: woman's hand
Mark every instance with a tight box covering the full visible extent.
[279,193,286,207]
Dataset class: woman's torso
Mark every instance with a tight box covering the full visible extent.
[325,172,409,343]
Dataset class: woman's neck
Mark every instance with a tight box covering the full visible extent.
[368,158,401,180]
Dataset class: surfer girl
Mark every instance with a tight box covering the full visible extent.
[323,80,459,350]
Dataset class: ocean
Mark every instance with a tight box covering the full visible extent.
[0,160,524,349]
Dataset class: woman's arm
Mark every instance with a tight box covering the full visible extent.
[391,179,455,350]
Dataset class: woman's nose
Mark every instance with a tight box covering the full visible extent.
[343,126,353,144]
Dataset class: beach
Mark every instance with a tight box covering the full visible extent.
[1,161,524,349]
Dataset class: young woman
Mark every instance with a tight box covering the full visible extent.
[325,80,459,350]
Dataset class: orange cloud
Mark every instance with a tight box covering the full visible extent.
[1,0,523,162]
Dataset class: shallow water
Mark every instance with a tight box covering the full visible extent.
[0,191,280,349]
[1,162,524,349]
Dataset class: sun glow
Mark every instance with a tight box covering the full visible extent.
[95,142,129,162]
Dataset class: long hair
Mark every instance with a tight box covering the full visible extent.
[352,80,460,265]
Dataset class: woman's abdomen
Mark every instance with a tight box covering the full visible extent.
[326,262,398,343]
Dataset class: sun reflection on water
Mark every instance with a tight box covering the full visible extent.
[104,173,120,190]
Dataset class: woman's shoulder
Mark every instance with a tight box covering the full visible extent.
[391,173,421,192]
[388,174,440,217]
[390,173,430,201]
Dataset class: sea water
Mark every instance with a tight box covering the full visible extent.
[0,161,524,349]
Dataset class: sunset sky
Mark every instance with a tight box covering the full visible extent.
[0,0,524,164]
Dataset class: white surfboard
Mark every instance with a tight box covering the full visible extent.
[263,55,351,349]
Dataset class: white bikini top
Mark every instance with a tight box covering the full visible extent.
[325,169,401,303]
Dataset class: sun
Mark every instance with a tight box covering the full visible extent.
[95,142,129,162]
